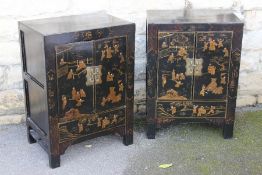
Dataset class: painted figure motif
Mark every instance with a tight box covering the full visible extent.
[101,87,122,106]
[104,43,113,59]
[179,73,185,80]
[168,53,175,63]
[223,48,229,57]
[170,105,177,115]
[200,85,206,96]
[220,63,226,71]
[75,91,81,101]
[172,69,176,81]
[193,105,198,115]
[206,78,223,95]
[71,87,77,100]
[101,97,107,106]
[78,122,84,133]
[107,87,122,103]
[111,115,118,125]
[106,72,114,82]
[169,40,175,48]
[197,106,206,117]
[119,52,125,63]
[118,80,124,92]
[203,41,208,51]
[206,78,217,91]
[62,95,67,110]
[102,117,110,128]
[217,39,224,48]
[208,64,216,75]
[158,89,187,100]
[67,69,74,80]
[174,80,183,88]
[171,70,185,81]
[177,47,188,59]
[207,106,216,115]
[220,74,227,85]
[113,44,120,53]
[80,89,86,98]
[101,50,106,61]
[78,60,86,70]
[64,108,81,121]
[60,58,65,65]
[97,118,102,127]
[162,75,167,88]
[209,39,217,51]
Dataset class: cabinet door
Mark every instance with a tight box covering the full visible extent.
[156,32,195,120]
[157,32,195,101]
[194,32,233,100]
[56,41,94,116]
[94,37,127,112]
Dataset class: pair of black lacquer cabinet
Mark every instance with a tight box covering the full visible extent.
[19,10,244,168]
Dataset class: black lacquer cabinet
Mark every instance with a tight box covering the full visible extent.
[146,10,244,139]
[19,12,135,168]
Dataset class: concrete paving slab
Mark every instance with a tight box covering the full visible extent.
[0,109,261,175]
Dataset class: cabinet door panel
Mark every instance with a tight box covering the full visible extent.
[158,32,195,101]
[94,36,127,112]
[194,32,233,100]
[55,42,94,116]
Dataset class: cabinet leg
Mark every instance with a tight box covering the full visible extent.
[49,154,60,168]
[147,123,156,139]
[27,127,36,144]
[123,134,133,146]
[223,123,234,139]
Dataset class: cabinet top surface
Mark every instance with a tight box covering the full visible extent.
[19,11,133,36]
[147,9,243,24]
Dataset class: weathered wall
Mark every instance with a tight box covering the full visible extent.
[0,0,262,124]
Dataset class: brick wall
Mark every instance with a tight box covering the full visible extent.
[0,0,262,123]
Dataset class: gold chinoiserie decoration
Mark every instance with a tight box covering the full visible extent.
[158,89,187,100]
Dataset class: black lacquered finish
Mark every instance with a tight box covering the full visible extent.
[19,12,135,168]
[146,9,243,139]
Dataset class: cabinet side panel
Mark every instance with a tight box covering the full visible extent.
[19,24,49,134]
[27,80,48,133]
[146,24,158,136]
[226,24,244,124]
[125,24,135,143]
[20,24,46,86]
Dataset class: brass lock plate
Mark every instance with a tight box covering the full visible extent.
[185,58,203,76]
[86,65,102,86]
